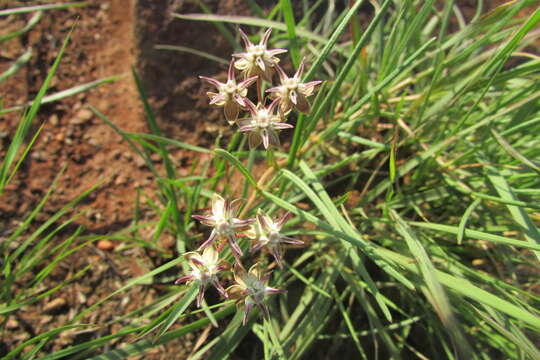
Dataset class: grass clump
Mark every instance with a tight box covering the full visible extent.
[2,1,540,359]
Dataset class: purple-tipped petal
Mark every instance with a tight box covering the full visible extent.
[295,57,306,79]
[265,286,286,294]
[238,28,253,48]
[233,94,247,107]
[175,274,194,284]
[228,236,244,258]
[304,80,323,89]
[273,122,294,130]
[267,48,288,57]
[213,279,227,298]
[277,212,292,228]
[227,60,235,81]
[192,214,216,227]
[198,229,217,251]
[243,98,258,115]
[196,285,206,308]
[232,218,255,228]
[199,76,222,88]
[271,247,283,268]
[239,124,257,133]
[243,303,253,325]
[208,93,226,105]
[265,86,281,94]
[268,97,281,114]
[256,213,270,230]
[274,64,288,82]
[282,236,304,245]
[261,28,272,46]
[251,241,266,254]
[190,257,205,267]
[256,303,270,319]
[238,75,258,89]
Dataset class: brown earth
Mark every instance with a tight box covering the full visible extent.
[0,0,250,357]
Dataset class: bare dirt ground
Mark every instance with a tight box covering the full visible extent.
[0,0,234,357]
[0,0,538,358]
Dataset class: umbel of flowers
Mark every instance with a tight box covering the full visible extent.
[176,28,321,325]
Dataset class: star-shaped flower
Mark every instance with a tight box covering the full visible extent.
[175,246,229,307]
[200,61,258,124]
[266,59,322,114]
[233,28,287,82]
[227,265,284,325]
[237,98,294,149]
[192,193,254,262]
[247,210,303,267]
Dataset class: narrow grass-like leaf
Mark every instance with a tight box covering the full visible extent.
[171,13,329,45]
[214,148,258,191]
[280,0,300,67]
[491,129,540,173]
[0,2,86,16]
[391,210,471,357]
[0,11,42,42]
[155,44,229,64]
[154,284,198,340]
[0,48,32,84]
[409,222,540,251]
[0,25,74,190]
[457,198,481,245]
[486,166,540,261]
[0,75,120,115]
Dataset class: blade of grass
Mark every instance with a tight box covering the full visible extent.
[0,2,87,16]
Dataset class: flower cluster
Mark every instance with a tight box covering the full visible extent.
[175,28,315,326]
[200,28,321,149]
[176,194,303,325]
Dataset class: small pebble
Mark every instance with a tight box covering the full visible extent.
[97,239,115,251]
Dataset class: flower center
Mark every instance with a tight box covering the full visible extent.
[268,231,280,244]
[284,77,298,90]
[221,81,237,95]
[251,45,265,57]
[255,110,271,128]
[216,219,231,235]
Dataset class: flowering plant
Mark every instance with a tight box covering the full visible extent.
[175,27,320,326]
[226,265,284,325]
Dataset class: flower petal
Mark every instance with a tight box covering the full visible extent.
[224,101,240,124]
[295,94,310,113]
[261,27,272,47]
[199,76,222,89]
[248,132,263,149]
[238,28,253,48]
[198,229,217,251]
[174,274,194,284]
[267,129,280,148]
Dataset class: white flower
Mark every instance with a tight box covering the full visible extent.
[174,247,229,307]
[237,98,293,149]
[200,60,257,124]
[233,28,287,82]
[192,193,254,261]
[247,210,303,267]
[227,265,284,325]
[266,59,322,114]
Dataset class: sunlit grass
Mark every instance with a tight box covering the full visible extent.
[1,1,540,359]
